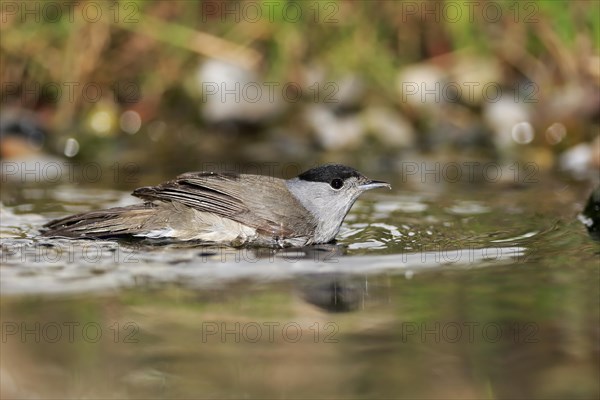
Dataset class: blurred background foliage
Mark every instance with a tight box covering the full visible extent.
[0,0,598,182]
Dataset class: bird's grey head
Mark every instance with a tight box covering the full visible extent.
[286,164,390,243]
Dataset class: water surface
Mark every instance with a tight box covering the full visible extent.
[1,175,598,399]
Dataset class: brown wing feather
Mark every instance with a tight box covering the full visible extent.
[133,172,246,217]
[133,172,316,238]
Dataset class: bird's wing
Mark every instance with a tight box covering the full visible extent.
[132,172,316,238]
[133,172,246,218]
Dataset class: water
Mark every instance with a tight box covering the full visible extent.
[1,175,598,399]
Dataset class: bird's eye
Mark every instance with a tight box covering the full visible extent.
[330,178,344,189]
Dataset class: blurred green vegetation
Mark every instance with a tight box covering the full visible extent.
[1,0,599,175]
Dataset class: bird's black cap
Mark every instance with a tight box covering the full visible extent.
[297,164,363,183]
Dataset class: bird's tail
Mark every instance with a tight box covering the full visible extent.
[41,203,157,239]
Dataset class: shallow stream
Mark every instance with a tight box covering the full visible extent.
[1,171,598,399]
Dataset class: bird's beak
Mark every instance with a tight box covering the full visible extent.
[359,180,391,191]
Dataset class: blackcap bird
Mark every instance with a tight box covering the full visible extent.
[42,164,391,247]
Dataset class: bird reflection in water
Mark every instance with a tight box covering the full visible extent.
[284,244,366,313]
